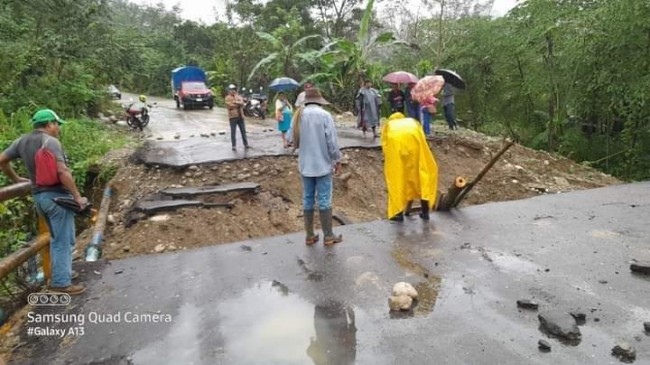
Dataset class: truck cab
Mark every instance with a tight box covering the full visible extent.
[171,66,214,110]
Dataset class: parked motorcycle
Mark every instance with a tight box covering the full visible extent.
[242,87,267,120]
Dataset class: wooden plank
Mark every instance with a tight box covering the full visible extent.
[160,182,260,198]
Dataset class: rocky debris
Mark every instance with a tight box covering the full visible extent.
[644,322,650,333]
[538,311,582,344]
[173,133,180,139]
[611,342,636,363]
[188,165,199,171]
[389,282,418,312]
[389,295,413,311]
[517,299,539,310]
[154,244,166,253]
[149,214,171,222]
[107,214,116,225]
[570,311,587,325]
[218,130,226,135]
[598,279,608,284]
[630,261,650,275]
[123,246,130,253]
[538,339,551,352]
[393,282,418,299]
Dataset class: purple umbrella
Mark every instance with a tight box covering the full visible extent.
[383,71,419,84]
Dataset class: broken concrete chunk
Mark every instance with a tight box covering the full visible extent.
[392,282,418,299]
[611,342,636,363]
[630,261,650,275]
[517,299,539,310]
[538,311,581,343]
[570,311,587,325]
[154,244,166,253]
[388,295,413,311]
[538,339,551,352]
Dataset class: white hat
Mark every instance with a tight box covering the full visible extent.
[228,84,237,90]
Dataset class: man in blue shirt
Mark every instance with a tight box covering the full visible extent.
[291,88,343,246]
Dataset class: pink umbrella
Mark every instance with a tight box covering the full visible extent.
[411,75,445,104]
[383,71,419,84]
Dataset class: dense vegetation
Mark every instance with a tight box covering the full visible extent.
[2,0,648,181]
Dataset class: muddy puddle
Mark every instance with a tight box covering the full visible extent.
[133,281,361,365]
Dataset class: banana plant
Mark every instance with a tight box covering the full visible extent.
[247,26,323,82]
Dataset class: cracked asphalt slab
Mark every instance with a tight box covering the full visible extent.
[135,128,380,168]
[11,182,650,365]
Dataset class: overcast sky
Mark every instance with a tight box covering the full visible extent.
[131,0,520,24]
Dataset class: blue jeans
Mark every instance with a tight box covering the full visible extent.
[407,104,420,121]
[420,108,432,135]
[229,117,249,147]
[302,174,333,211]
[444,103,457,129]
[34,191,76,288]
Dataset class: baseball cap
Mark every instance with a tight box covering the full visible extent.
[31,109,65,125]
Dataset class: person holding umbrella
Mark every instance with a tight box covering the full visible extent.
[275,92,293,148]
[404,83,419,121]
[387,83,405,114]
[435,69,466,130]
[441,83,458,130]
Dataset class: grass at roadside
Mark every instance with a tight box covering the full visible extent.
[0,109,131,257]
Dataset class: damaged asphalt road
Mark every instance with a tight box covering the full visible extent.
[11,182,650,364]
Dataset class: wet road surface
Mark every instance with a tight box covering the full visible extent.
[120,93,379,168]
[15,182,650,364]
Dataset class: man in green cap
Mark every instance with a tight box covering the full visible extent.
[0,109,87,295]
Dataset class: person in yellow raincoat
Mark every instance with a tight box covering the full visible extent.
[381,112,438,221]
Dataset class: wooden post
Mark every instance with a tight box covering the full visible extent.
[37,216,51,283]
[436,176,467,211]
[452,139,515,208]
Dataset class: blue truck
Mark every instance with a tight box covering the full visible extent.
[171,66,214,110]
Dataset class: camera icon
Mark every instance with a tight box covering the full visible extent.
[27,293,71,306]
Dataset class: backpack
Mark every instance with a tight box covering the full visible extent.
[34,136,60,187]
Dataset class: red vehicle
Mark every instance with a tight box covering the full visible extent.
[171,67,214,110]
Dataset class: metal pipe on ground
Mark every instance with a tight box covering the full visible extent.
[0,182,31,202]
[85,185,113,261]
[0,234,49,280]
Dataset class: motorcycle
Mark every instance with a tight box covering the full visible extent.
[124,101,154,131]
[242,87,267,120]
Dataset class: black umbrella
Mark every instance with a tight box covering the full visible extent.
[434,69,466,89]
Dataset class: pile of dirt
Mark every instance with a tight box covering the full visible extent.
[82,125,619,260]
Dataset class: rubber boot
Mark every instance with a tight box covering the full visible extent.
[419,199,430,220]
[389,212,404,222]
[304,210,318,245]
[320,209,342,246]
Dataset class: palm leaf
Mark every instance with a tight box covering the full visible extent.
[290,34,323,51]
[358,0,375,43]
[247,53,278,82]
[256,32,281,48]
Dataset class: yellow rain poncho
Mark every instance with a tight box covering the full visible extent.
[381,113,439,218]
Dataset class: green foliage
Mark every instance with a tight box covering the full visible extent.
[0,110,128,258]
